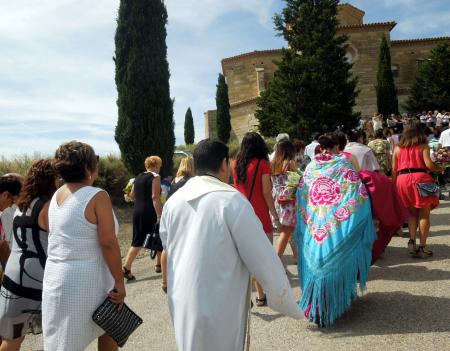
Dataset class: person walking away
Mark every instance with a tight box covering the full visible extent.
[161,156,194,293]
[160,139,302,351]
[0,176,22,272]
[42,141,125,351]
[233,132,280,307]
[123,156,163,280]
[392,123,442,258]
[368,129,392,176]
[271,140,297,258]
[305,133,320,161]
[269,133,290,162]
[345,129,380,171]
[0,160,57,351]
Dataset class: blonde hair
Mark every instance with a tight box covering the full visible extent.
[176,157,194,178]
[145,156,162,170]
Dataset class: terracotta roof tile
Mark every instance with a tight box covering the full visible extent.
[222,49,283,64]
[339,21,397,30]
[391,36,450,46]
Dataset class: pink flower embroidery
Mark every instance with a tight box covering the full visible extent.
[344,169,360,182]
[315,153,334,163]
[359,184,369,198]
[303,212,312,225]
[313,228,329,243]
[347,199,358,207]
[309,177,342,206]
[334,207,351,222]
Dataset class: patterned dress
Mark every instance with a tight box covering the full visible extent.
[368,139,391,175]
[0,198,48,339]
[272,173,296,227]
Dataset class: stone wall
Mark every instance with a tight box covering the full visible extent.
[204,110,217,139]
[391,38,450,111]
[337,4,364,26]
[341,26,392,118]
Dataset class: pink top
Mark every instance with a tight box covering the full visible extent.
[396,145,427,171]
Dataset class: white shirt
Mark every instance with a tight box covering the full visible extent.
[160,176,302,351]
[305,141,320,160]
[0,205,16,248]
[344,142,380,171]
[439,128,450,147]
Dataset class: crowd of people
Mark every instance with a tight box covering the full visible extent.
[0,114,448,350]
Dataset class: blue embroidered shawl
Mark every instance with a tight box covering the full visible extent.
[295,153,376,326]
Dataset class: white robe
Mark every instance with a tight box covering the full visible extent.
[160,176,302,351]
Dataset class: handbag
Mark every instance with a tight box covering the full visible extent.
[92,297,143,347]
[143,223,163,259]
[417,182,440,198]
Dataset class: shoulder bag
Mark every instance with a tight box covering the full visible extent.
[417,182,440,198]
[143,223,163,259]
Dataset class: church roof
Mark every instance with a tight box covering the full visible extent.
[391,36,450,46]
[222,49,283,64]
[339,21,397,31]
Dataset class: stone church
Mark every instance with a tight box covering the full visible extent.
[205,3,450,141]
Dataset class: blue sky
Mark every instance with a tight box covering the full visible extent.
[0,0,449,157]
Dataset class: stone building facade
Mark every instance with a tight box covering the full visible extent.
[205,3,450,141]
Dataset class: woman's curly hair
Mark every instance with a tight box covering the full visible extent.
[54,141,97,183]
[235,132,269,185]
[16,159,57,211]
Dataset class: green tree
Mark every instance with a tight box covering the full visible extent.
[216,74,232,143]
[376,34,398,117]
[256,0,359,140]
[184,107,195,145]
[114,0,175,176]
[406,43,450,112]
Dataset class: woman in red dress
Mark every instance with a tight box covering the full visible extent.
[392,122,442,258]
[233,132,280,307]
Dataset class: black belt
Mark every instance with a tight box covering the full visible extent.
[398,168,427,175]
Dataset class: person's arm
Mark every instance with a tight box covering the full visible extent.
[422,145,443,173]
[392,146,399,184]
[94,192,126,305]
[227,198,302,319]
[129,184,136,201]
[38,201,51,232]
[152,176,163,223]
[261,174,280,229]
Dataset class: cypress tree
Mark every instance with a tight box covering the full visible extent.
[256,0,359,140]
[407,43,450,112]
[114,0,175,176]
[216,74,232,144]
[376,34,398,117]
[184,107,195,145]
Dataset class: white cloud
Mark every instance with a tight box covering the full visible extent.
[166,0,277,31]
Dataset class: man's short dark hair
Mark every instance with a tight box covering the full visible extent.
[0,175,22,196]
[194,139,229,176]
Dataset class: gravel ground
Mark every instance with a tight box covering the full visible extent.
[22,198,450,351]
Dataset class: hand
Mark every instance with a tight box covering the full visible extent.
[274,218,282,230]
[156,216,161,224]
[109,282,126,308]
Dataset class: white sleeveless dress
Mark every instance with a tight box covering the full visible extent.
[42,186,118,351]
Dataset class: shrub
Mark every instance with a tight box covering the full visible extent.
[0,154,45,176]
[95,155,132,205]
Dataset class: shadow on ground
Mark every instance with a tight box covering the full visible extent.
[315,291,450,337]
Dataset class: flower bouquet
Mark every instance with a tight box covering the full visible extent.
[279,169,303,203]
[431,148,450,169]
[123,178,135,203]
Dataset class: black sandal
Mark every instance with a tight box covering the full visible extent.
[407,239,416,255]
[123,267,136,281]
[413,246,433,258]
[255,295,267,307]
[155,265,162,273]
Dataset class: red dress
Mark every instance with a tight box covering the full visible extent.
[232,159,273,234]
[396,146,439,209]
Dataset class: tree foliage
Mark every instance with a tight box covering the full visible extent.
[216,74,232,144]
[376,34,398,117]
[256,0,359,140]
[406,43,450,112]
[114,0,175,176]
[184,107,195,145]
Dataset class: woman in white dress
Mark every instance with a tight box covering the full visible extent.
[42,141,125,351]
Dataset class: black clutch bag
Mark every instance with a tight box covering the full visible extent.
[92,298,143,347]
[417,182,440,198]
[143,223,163,259]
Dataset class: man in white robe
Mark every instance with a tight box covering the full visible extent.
[160,140,302,351]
